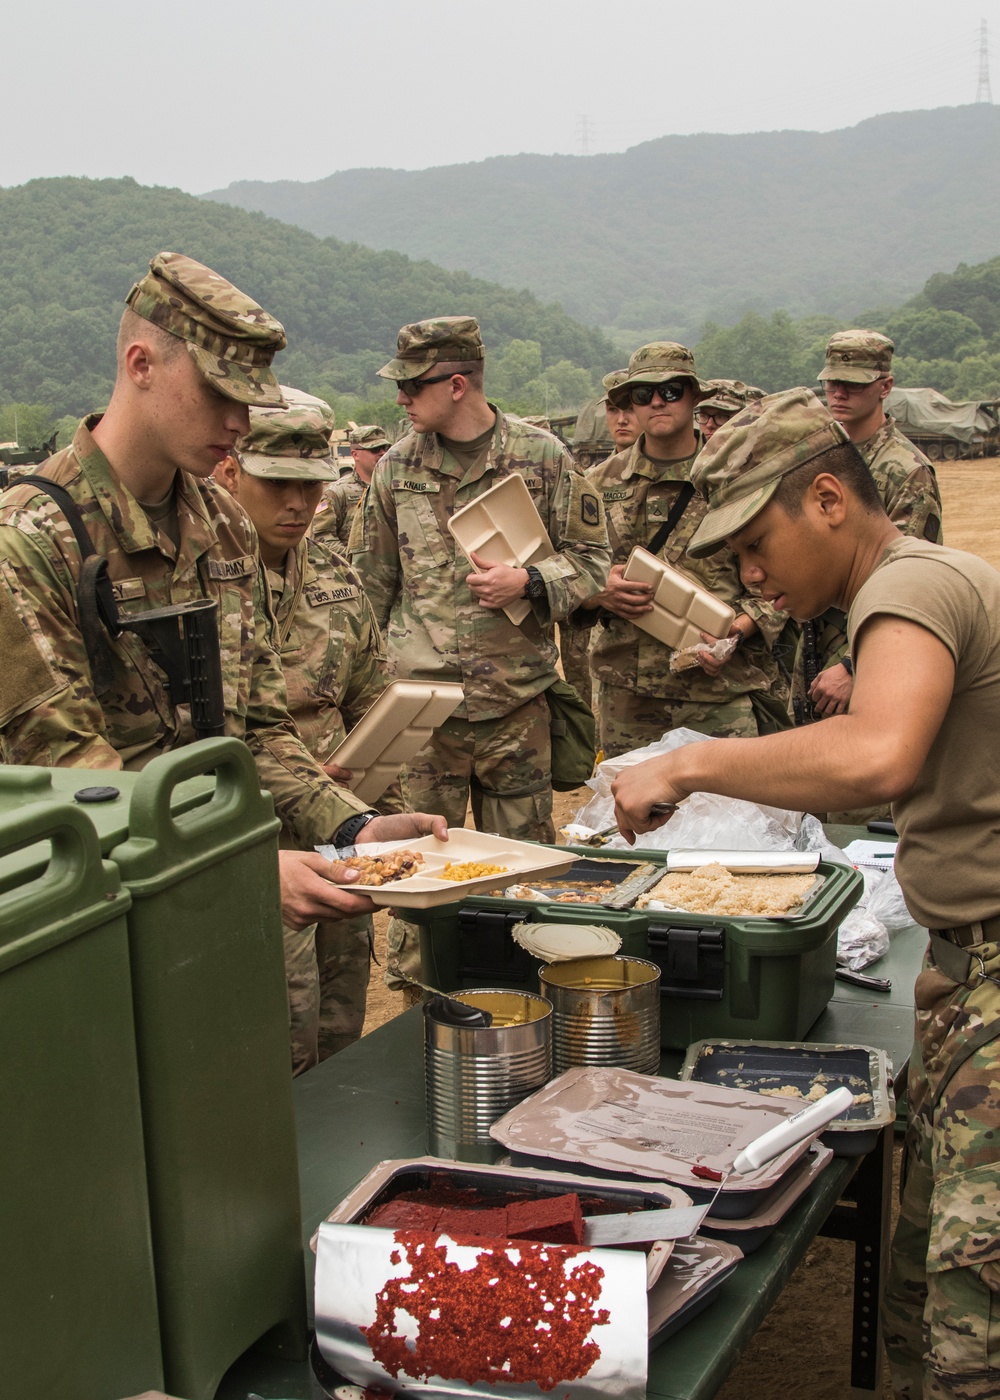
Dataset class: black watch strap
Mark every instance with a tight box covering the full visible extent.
[523,565,547,600]
[841,655,854,676]
[333,810,379,847]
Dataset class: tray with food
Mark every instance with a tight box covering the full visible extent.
[315,1156,696,1292]
[448,473,555,626]
[680,1039,896,1156]
[501,855,664,909]
[320,830,578,908]
[326,680,464,805]
[637,862,826,921]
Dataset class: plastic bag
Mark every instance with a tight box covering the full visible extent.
[669,635,739,674]
[836,905,890,970]
[570,727,711,836]
[866,868,913,930]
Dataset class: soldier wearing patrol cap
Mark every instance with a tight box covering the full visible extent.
[695,380,765,441]
[602,370,641,452]
[580,342,787,757]
[0,253,447,932]
[793,330,944,739]
[350,315,611,995]
[215,394,403,1071]
[314,423,392,551]
[612,385,1000,1400]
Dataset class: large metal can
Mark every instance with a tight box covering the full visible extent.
[538,956,661,1076]
[424,990,552,1162]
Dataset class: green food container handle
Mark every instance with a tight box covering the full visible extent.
[121,736,276,880]
[0,801,125,966]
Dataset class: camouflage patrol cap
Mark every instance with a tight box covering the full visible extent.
[126,252,287,407]
[609,342,704,403]
[601,369,629,401]
[348,423,392,450]
[698,380,766,415]
[687,388,850,558]
[235,392,339,481]
[377,316,485,380]
[818,330,894,385]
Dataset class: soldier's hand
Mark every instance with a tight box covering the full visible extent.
[611,761,686,845]
[278,852,376,929]
[358,813,450,844]
[323,760,354,784]
[694,619,754,676]
[810,660,854,717]
[591,565,654,619]
[466,551,530,608]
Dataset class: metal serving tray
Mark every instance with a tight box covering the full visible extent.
[503,855,664,910]
[699,1143,833,1254]
[638,870,827,923]
[680,1040,896,1156]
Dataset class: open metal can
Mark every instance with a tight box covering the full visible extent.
[538,956,661,1076]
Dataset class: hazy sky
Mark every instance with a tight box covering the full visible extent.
[3,0,994,193]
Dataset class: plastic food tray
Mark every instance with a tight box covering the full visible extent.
[327,680,464,805]
[490,1066,818,1218]
[448,474,554,625]
[648,1238,743,1345]
[622,545,735,650]
[317,1155,694,1292]
[680,1039,896,1156]
[700,1143,833,1254]
[329,829,578,909]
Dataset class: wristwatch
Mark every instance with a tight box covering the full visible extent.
[841,655,854,677]
[522,565,547,601]
[332,810,379,847]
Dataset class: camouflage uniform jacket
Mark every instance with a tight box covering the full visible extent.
[588,437,785,702]
[801,416,944,680]
[0,418,370,845]
[313,469,366,551]
[350,408,611,722]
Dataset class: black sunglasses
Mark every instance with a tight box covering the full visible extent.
[394,371,459,396]
[628,380,688,407]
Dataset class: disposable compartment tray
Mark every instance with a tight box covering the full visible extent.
[622,545,735,650]
[327,680,463,806]
[648,1238,743,1345]
[680,1039,896,1156]
[448,474,555,625]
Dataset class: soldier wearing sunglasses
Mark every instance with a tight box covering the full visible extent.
[580,342,787,757]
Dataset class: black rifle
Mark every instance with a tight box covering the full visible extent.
[18,475,226,739]
[792,618,821,726]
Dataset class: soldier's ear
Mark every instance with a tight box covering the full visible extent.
[213,456,241,497]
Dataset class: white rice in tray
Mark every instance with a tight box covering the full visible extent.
[637,862,817,917]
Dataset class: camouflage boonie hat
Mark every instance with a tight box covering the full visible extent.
[698,380,766,415]
[818,330,894,385]
[236,392,339,480]
[377,316,485,380]
[126,252,287,407]
[609,342,705,403]
[348,423,392,450]
[602,369,629,400]
[687,387,849,558]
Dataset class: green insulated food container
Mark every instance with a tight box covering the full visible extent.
[108,739,308,1400]
[0,801,162,1400]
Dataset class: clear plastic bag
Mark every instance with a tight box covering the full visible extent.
[669,635,739,674]
[866,868,914,930]
[836,905,891,970]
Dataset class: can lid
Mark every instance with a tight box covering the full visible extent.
[512,922,622,961]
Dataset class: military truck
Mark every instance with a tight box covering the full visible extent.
[567,397,614,470]
[886,388,1000,461]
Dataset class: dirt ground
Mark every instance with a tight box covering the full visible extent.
[358,457,998,1398]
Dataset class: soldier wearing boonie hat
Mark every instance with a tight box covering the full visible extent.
[0,258,445,953]
[611,383,1000,1400]
[775,331,944,736]
[353,313,611,999]
[314,422,393,549]
[578,341,787,758]
[215,393,402,1072]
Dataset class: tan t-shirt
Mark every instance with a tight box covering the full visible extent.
[848,536,1000,928]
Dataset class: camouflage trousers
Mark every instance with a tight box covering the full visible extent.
[883,937,1000,1399]
[283,914,373,1076]
[558,623,595,712]
[595,684,757,759]
[388,694,555,991]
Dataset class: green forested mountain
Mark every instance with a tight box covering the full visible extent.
[0,177,615,423]
[204,106,1000,340]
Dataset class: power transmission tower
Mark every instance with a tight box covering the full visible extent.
[576,115,594,156]
[975,18,993,104]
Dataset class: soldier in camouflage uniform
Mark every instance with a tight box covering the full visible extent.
[695,380,765,441]
[793,331,944,730]
[0,252,445,931]
[314,422,391,550]
[559,370,639,710]
[351,316,611,988]
[215,395,404,1070]
[581,343,786,757]
[612,387,1000,1400]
